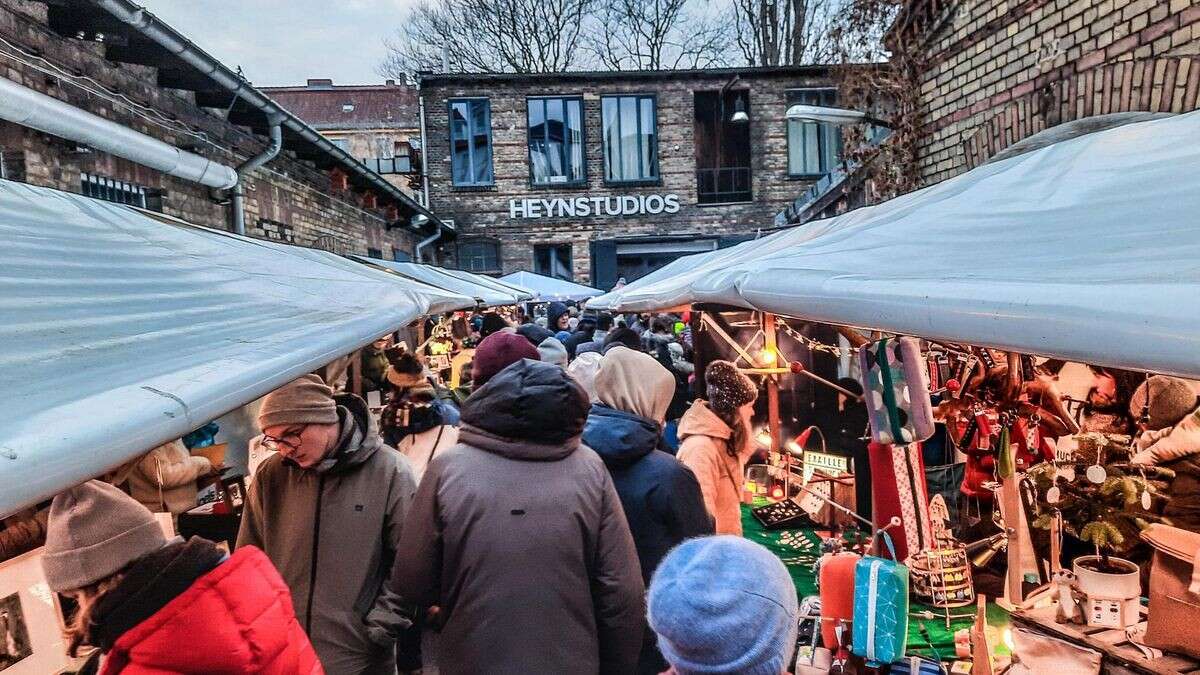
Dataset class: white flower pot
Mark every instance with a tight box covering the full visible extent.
[1073,555,1141,628]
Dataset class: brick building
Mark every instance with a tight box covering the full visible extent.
[419,67,844,288]
[0,0,451,260]
[899,0,1200,184]
[263,79,423,202]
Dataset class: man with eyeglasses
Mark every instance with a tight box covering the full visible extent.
[237,373,417,675]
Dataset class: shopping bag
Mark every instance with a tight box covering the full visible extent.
[859,337,935,445]
[851,532,909,665]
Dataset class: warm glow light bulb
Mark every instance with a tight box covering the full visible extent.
[755,428,772,446]
[757,347,778,366]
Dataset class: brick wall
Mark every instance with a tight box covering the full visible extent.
[910,0,1200,184]
[422,68,835,282]
[0,0,417,258]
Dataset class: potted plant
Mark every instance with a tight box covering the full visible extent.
[1028,460,1174,627]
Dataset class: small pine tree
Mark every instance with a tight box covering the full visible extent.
[1029,461,1174,563]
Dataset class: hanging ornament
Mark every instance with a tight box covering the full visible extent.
[1141,490,1152,510]
[1057,465,1076,482]
[1086,464,1107,484]
[1046,486,1061,504]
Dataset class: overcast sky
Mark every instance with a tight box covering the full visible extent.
[142,0,417,87]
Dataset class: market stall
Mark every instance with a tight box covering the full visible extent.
[357,257,522,308]
[589,111,1200,673]
[500,269,604,303]
[0,180,474,520]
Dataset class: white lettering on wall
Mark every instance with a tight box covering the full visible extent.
[508,194,683,219]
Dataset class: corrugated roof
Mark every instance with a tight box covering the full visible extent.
[262,82,419,131]
[0,179,472,517]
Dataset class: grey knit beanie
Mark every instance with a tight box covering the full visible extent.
[705,360,758,413]
[41,480,168,592]
[258,374,339,429]
[1130,375,1198,430]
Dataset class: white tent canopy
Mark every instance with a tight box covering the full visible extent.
[0,180,473,517]
[437,267,536,302]
[588,112,1200,380]
[359,258,520,307]
[500,270,603,302]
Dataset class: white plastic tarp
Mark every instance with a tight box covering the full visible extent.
[437,268,535,302]
[586,112,1200,380]
[358,258,518,307]
[0,180,471,517]
[500,270,603,302]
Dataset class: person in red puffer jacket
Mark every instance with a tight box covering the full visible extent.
[40,480,321,675]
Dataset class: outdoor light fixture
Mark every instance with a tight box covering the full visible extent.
[410,213,430,229]
[730,96,749,124]
[756,346,778,366]
[785,104,894,129]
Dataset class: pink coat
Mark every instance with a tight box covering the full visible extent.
[676,401,751,535]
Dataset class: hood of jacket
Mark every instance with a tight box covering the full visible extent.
[307,392,382,474]
[460,358,590,461]
[98,542,320,674]
[1133,405,1200,465]
[583,404,660,468]
[677,399,732,441]
[546,301,569,332]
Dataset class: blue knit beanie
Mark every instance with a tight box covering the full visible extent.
[647,536,798,675]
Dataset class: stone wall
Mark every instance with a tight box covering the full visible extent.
[0,0,417,258]
[911,0,1200,184]
[421,68,835,282]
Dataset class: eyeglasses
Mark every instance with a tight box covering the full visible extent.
[261,429,303,453]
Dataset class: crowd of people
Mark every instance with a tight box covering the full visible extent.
[29,307,810,675]
[16,303,1200,674]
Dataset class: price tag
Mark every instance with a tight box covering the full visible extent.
[799,491,824,516]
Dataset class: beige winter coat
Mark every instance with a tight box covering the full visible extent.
[676,400,752,536]
[395,424,459,484]
[128,440,212,514]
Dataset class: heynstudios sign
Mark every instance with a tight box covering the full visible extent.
[509,194,680,219]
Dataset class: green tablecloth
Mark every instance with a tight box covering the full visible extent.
[741,503,1011,660]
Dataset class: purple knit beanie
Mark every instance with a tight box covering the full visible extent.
[472,331,539,387]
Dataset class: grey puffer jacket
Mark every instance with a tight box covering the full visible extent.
[238,393,418,675]
[391,359,645,675]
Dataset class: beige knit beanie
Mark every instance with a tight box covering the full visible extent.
[41,480,168,592]
[258,374,339,430]
[1130,375,1198,430]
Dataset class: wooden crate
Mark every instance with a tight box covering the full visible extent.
[1012,605,1200,675]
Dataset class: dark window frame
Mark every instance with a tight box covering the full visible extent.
[786,88,842,179]
[448,97,494,187]
[457,239,501,273]
[526,95,587,187]
[601,93,660,186]
[534,242,574,281]
[80,172,164,211]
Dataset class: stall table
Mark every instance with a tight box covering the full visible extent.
[1012,605,1200,675]
[741,503,1011,662]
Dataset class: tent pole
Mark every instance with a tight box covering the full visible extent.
[764,313,784,498]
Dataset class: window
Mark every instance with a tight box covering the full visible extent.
[535,243,573,281]
[81,173,162,211]
[367,247,383,259]
[458,240,499,273]
[449,98,493,186]
[330,138,350,152]
[392,247,412,262]
[787,89,842,177]
[694,90,752,204]
[527,96,585,185]
[602,95,658,183]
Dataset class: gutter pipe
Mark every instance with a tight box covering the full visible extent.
[415,230,440,263]
[230,118,282,235]
[94,0,446,233]
[0,75,237,189]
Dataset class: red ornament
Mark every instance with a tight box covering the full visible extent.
[789,361,805,374]
[946,378,961,393]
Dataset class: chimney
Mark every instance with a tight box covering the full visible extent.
[385,79,396,86]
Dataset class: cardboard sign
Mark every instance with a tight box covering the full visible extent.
[803,450,849,476]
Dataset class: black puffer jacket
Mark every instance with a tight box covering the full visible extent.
[391,359,645,675]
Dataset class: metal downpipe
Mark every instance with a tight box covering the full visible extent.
[230,120,282,236]
[415,230,441,263]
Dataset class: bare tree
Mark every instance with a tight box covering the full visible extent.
[587,0,733,71]
[731,0,841,66]
[380,0,597,76]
